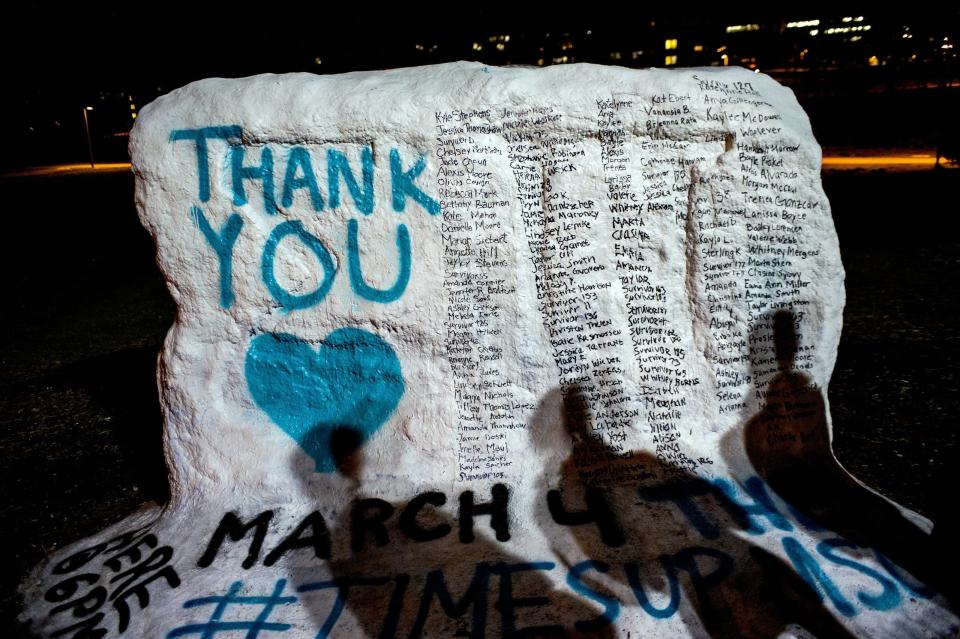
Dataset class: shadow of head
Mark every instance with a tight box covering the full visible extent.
[329,426,365,479]
[772,308,798,372]
[296,425,366,481]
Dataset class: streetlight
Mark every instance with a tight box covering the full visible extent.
[82,106,95,169]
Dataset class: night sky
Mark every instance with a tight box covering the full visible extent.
[5,5,958,169]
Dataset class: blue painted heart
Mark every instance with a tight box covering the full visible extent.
[245,327,404,472]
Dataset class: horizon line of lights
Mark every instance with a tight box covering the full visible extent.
[825,25,872,35]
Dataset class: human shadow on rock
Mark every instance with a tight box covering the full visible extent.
[726,309,956,608]
[290,425,616,637]
[531,385,858,639]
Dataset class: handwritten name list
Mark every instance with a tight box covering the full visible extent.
[435,74,819,483]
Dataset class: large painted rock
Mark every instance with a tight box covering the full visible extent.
[20,62,958,638]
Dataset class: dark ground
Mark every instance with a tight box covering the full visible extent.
[1,169,958,633]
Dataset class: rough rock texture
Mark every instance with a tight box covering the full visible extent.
[20,63,958,637]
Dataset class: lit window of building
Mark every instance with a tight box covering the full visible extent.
[825,25,871,35]
[665,38,678,50]
[665,55,677,66]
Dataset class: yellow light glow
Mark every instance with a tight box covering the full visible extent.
[725,24,760,34]
[2,162,133,177]
[665,55,677,66]
[787,19,819,29]
[821,153,943,169]
[693,44,704,52]
[868,55,879,66]
[665,38,677,50]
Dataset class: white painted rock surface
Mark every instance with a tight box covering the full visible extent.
[20,62,959,638]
